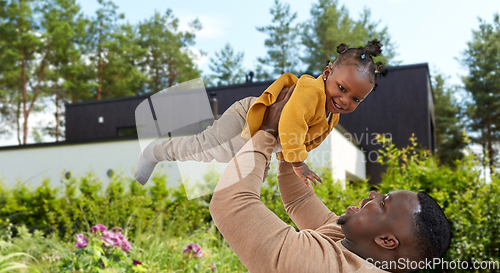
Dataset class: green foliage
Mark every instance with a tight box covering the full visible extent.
[376,134,500,272]
[461,13,500,171]
[136,9,202,92]
[0,1,204,143]
[208,43,246,86]
[2,140,500,272]
[0,241,35,273]
[256,0,300,78]
[0,171,211,242]
[0,0,48,144]
[432,73,466,166]
[301,0,397,75]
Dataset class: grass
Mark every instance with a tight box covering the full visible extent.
[0,219,247,272]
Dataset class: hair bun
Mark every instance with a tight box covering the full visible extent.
[375,62,388,77]
[364,39,383,57]
[336,43,348,54]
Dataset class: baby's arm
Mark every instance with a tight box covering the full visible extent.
[291,161,323,187]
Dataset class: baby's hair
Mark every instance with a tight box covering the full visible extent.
[326,39,388,91]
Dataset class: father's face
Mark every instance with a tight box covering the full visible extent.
[338,190,421,244]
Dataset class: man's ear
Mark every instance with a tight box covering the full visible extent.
[374,234,399,250]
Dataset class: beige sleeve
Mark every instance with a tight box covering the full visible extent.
[277,160,337,231]
[209,131,343,273]
[153,97,256,163]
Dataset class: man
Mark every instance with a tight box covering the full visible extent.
[209,87,451,272]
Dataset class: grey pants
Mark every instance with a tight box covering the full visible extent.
[152,97,258,163]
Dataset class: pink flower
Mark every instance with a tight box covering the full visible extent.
[183,243,203,258]
[90,224,107,234]
[102,231,121,247]
[211,262,217,272]
[133,260,143,266]
[121,239,131,252]
[75,234,88,248]
[111,226,123,232]
[101,230,132,252]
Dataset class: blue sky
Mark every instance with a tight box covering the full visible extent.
[1,0,499,146]
[77,0,499,87]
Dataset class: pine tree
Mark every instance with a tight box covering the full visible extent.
[37,0,90,142]
[461,13,500,171]
[256,0,299,78]
[137,9,202,93]
[0,0,20,141]
[432,73,466,166]
[301,0,396,75]
[0,0,52,144]
[208,43,245,86]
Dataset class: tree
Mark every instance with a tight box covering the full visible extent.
[137,9,202,93]
[208,43,245,86]
[0,0,53,145]
[0,0,20,142]
[99,22,149,97]
[301,0,397,75]
[256,0,299,78]
[36,0,90,142]
[461,13,500,172]
[87,0,124,100]
[432,73,466,166]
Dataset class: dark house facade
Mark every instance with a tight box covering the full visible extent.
[65,63,435,184]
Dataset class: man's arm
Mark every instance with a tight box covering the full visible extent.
[210,130,293,272]
[209,87,382,273]
[209,131,344,273]
[277,160,337,231]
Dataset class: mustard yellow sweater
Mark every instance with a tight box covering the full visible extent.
[242,73,339,162]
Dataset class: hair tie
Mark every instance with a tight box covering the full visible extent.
[361,54,366,60]
[328,61,333,66]
[341,48,347,54]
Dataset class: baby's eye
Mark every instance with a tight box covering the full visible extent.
[338,85,345,92]
[353,97,360,103]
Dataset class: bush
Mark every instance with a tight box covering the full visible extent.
[376,134,500,272]
[0,169,212,242]
[1,134,499,272]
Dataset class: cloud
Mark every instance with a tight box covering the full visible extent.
[178,14,226,39]
[181,46,208,67]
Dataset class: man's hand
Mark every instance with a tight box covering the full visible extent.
[259,84,296,138]
[291,161,323,188]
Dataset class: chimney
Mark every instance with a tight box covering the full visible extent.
[245,71,254,83]
[210,92,218,119]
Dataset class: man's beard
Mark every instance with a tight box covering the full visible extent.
[337,217,346,225]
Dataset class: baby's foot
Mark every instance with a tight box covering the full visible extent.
[134,145,158,185]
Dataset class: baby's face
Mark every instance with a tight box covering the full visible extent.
[323,65,373,114]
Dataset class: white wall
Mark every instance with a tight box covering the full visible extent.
[0,128,365,191]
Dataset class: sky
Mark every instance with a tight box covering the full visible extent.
[1,0,499,146]
[74,0,499,86]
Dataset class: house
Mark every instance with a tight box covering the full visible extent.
[0,63,435,192]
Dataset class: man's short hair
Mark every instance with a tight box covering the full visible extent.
[413,191,452,260]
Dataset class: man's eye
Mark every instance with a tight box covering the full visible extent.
[381,196,387,206]
[338,85,345,92]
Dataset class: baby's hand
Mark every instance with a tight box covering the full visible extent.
[291,161,323,187]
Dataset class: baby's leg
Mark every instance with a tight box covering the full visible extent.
[134,96,257,184]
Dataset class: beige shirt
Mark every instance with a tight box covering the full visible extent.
[209,130,388,273]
